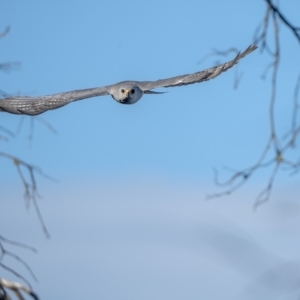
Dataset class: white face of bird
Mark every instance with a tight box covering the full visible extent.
[121,88,135,98]
[111,83,143,104]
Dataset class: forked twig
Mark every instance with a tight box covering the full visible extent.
[0,151,58,238]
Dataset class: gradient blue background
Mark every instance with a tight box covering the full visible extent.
[1,1,300,299]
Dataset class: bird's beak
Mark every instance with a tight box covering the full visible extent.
[125,89,130,96]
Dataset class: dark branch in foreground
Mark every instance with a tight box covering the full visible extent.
[0,278,39,300]
[208,0,300,207]
[0,235,38,299]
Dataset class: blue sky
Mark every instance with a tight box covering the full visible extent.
[1,1,300,299]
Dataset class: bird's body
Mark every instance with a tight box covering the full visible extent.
[0,45,257,116]
[108,81,144,104]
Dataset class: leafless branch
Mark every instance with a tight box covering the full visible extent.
[0,235,38,296]
[0,25,41,300]
[0,237,36,254]
[209,0,300,207]
[0,126,15,139]
[290,73,300,144]
[35,117,58,135]
[0,152,58,238]
[265,0,300,44]
[0,278,38,300]
[0,126,14,142]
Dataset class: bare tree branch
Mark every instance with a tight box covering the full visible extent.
[1,25,39,299]
[0,278,38,300]
[0,152,58,238]
[290,73,300,144]
[208,0,300,207]
[35,117,58,135]
[0,236,36,254]
[0,126,14,139]
[265,0,300,44]
[0,235,37,294]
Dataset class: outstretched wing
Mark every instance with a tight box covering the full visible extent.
[0,86,110,115]
[137,45,257,92]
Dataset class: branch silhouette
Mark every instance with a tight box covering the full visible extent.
[0,278,39,300]
[207,0,300,208]
[0,235,38,300]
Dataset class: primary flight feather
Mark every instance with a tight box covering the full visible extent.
[0,45,257,116]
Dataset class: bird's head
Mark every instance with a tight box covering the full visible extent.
[110,82,143,104]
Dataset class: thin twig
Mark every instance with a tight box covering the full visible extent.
[0,238,37,285]
[0,236,36,253]
[265,0,300,44]
[0,151,58,238]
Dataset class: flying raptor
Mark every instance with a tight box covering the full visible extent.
[0,45,257,116]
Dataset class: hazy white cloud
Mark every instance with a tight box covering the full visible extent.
[1,177,300,299]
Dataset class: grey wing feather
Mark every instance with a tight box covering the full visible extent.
[0,86,109,115]
[137,45,257,92]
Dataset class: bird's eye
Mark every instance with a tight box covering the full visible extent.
[121,89,125,93]
[131,89,135,94]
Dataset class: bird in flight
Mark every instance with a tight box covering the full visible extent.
[0,45,257,116]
